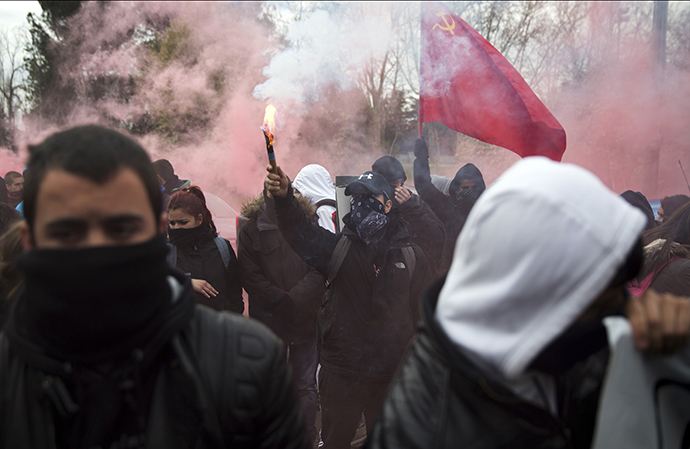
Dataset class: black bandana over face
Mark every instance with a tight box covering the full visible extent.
[350,194,389,245]
[12,234,172,363]
[450,186,481,211]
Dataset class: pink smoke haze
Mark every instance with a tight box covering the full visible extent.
[555,44,690,199]
[3,2,690,209]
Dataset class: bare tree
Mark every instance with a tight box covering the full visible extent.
[0,27,28,147]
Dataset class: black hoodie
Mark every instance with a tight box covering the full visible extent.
[414,158,486,273]
[273,183,432,379]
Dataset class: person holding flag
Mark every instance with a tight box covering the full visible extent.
[413,138,485,274]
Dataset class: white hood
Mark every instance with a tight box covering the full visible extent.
[293,164,335,204]
[436,157,646,380]
[293,164,337,233]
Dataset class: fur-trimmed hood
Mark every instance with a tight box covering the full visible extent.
[641,238,690,276]
[241,190,316,222]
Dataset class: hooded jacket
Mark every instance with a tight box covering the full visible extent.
[371,156,446,278]
[414,157,486,273]
[640,238,690,297]
[620,190,656,232]
[238,191,324,344]
[273,183,432,380]
[293,164,337,233]
[395,191,445,279]
[0,270,310,449]
[367,157,646,449]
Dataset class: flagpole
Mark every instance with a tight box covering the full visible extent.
[418,2,424,139]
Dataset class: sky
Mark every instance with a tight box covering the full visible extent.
[0,1,42,31]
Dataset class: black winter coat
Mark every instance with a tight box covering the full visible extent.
[396,190,445,279]
[273,184,432,380]
[0,271,310,449]
[238,193,323,344]
[414,157,485,273]
[366,276,608,449]
[169,231,244,314]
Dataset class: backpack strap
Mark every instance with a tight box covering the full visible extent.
[627,256,681,296]
[167,242,177,268]
[213,236,231,269]
[401,245,416,279]
[325,237,351,289]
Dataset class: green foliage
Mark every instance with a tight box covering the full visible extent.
[150,21,196,68]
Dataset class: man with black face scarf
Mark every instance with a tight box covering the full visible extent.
[413,138,486,273]
[365,157,690,449]
[0,125,310,449]
[265,167,432,449]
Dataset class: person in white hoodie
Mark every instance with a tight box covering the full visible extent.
[365,156,690,449]
[293,164,337,234]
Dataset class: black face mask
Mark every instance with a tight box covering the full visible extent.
[528,319,609,376]
[450,186,481,209]
[350,195,389,245]
[14,234,172,362]
[167,224,208,246]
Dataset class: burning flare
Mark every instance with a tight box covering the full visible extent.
[261,104,277,172]
[261,104,276,146]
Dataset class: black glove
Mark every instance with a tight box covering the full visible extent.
[414,138,429,160]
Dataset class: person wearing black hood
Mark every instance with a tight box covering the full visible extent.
[372,155,445,278]
[152,158,191,206]
[620,190,656,232]
[0,125,310,449]
[265,166,432,449]
[413,138,486,273]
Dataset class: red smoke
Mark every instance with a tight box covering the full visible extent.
[4,2,690,206]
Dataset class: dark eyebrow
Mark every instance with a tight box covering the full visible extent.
[45,219,87,231]
[101,214,146,227]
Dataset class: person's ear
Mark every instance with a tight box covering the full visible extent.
[20,221,34,250]
[384,199,393,214]
[197,214,204,225]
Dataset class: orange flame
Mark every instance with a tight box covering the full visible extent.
[261,104,276,145]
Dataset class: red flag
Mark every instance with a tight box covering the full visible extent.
[420,2,566,161]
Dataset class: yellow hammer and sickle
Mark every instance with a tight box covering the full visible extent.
[432,12,456,35]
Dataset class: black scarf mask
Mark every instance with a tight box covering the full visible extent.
[10,234,174,364]
[350,195,389,245]
[167,224,209,246]
[450,186,481,212]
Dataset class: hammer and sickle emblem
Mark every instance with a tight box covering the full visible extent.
[432,12,456,35]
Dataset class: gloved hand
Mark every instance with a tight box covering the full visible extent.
[414,138,429,160]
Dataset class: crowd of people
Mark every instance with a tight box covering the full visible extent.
[0,123,689,449]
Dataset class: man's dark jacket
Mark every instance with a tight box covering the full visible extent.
[0,271,309,449]
[366,276,607,449]
[238,192,323,344]
[170,232,244,314]
[273,184,432,380]
[396,190,445,279]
